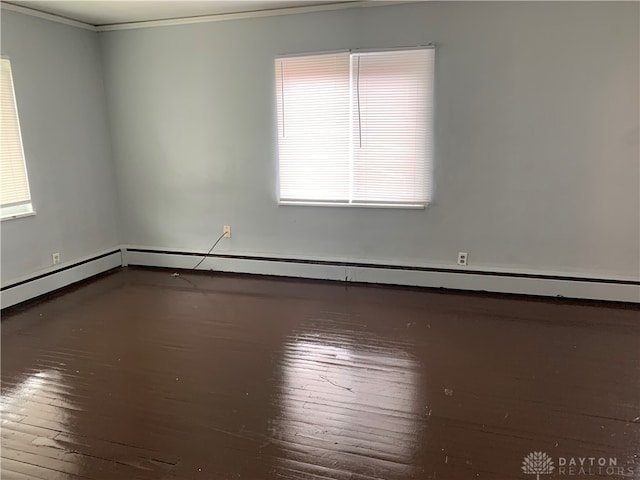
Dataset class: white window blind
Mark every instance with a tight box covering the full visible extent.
[1,58,33,219]
[275,48,434,207]
[276,52,351,202]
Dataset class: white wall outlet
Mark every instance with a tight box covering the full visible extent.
[223,225,231,238]
[457,252,468,266]
[52,253,61,265]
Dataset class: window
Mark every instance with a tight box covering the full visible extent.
[1,58,33,220]
[275,47,434,207]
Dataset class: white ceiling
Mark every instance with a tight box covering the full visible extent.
[6,1,356,26]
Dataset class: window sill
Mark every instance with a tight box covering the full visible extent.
[278,201,426,209]
[1,203,36,221]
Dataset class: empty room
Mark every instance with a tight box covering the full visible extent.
[0,1,638,479]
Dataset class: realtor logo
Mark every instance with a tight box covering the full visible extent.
[522,451,555,480]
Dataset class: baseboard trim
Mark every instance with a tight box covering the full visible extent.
[1,249,123,309]
[125,248,640,303]
[4,247,635,308]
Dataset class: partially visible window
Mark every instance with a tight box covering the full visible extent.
[1,58,33,220]
[275,47,434,207]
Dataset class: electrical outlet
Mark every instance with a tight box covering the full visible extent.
[223,225,231,238]
[52,253,60,265]
[457,252,468,266]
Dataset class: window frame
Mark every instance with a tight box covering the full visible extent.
[1,57,35,221]
[275,46,434,209]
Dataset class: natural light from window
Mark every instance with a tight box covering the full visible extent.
[1,58,34,220]
[275,48,434,208]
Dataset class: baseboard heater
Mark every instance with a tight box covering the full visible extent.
[125,248,640,303]
[1,249,122,309]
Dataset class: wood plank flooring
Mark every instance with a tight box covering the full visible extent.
[1,267,639,479]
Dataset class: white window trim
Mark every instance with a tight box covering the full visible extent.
[1,202,36,221]
[1,57,35,221]
[275,46,435,209]
[278,200,425,209]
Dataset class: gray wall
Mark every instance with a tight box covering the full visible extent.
[101,1,639,280]
[5,2,636,284]
[1,10,120,282]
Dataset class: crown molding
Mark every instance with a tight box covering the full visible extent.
[0,0,418,32]
[95,1,414,32]
[1,2,96,31]
[1,1,417,33]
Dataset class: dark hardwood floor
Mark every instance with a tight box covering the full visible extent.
[1,267,639,479]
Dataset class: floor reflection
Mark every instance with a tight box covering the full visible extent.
[2,369,72,426]
[273,330,421,479]
[1,369,79,474]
